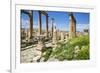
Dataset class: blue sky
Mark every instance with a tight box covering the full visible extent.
[21,10,89,32]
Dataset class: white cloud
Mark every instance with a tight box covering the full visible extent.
[21,19,89,32]
[21,19,29,28]
[21,19,38,29]
[33,21,38,28]
[76,24,89,32]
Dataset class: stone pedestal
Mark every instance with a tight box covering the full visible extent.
[37,35,45,51]
[37,41,45,50]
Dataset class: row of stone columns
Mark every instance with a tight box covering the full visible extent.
[21,10,33,39]
[38,11,49,37]
[52,12,76,44]
[21,10,76,40]
[21,10,49,39]
[51,12,76,41]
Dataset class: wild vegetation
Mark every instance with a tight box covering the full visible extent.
[41,35,90,61]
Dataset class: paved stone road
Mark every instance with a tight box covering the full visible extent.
[20,42,53,63]
[21,46,35,63]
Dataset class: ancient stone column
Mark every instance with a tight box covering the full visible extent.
[61,32,64,41]
[51,18,54,38]
[38,11,42,35]
[46,15,48,37]
[29,10,33,39]
[53,26,57,44]
[69,12,76,38]
[57,29,60,40]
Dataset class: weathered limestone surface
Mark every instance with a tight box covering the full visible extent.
[65,33,69,42]
[69,13,76,39]
[61,32,64,41]
[52,26,57,44]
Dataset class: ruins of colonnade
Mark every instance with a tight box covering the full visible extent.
[21,10,49,38]
[21,10,33,39]
[21,10,76,42]
[21,11,77,63]
[38,11,49,37]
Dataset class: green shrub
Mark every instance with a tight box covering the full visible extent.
[76,45,90,60]
[41,47,52,61]
[41,35,90,61]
